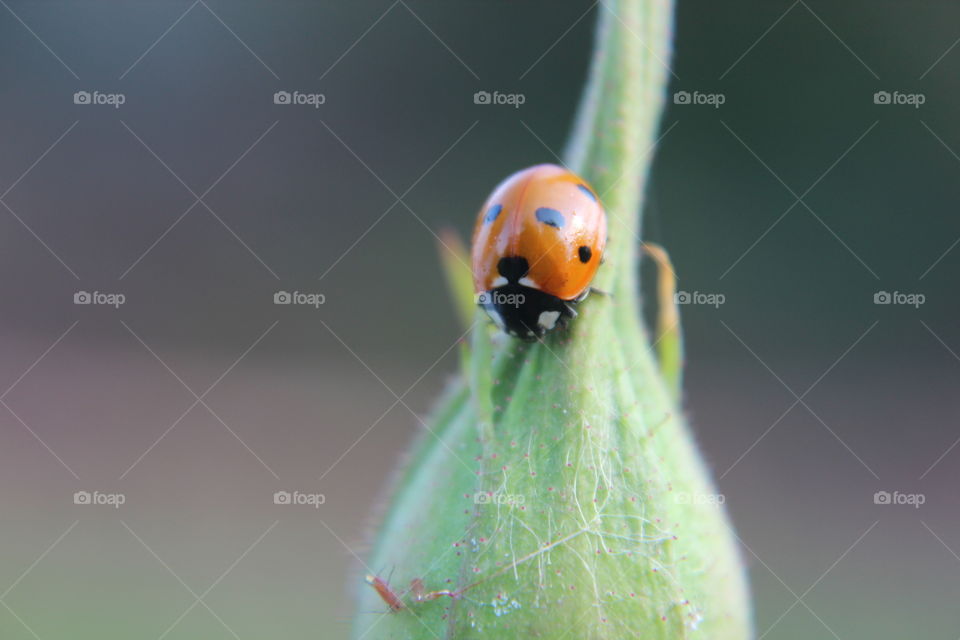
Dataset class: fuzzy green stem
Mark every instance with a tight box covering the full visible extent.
[352,1,753,638]
[565,0,673,305]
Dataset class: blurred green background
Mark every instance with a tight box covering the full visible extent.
[1,1,958,638]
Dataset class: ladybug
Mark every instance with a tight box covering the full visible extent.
[471,164,607,340]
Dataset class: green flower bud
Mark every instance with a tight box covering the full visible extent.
[352,0,753,637]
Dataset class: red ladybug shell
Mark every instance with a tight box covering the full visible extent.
[471,164,606,301]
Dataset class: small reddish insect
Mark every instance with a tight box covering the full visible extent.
[365,574,406,611]
[471,164,607,339]
[366,574,460,613]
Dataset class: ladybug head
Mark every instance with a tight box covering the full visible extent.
[496,256,529,283]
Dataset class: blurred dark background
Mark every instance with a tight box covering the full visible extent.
[1,1,958,638]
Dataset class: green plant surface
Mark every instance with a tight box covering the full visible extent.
[351,0,753,637]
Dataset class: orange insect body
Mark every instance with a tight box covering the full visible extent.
[471,164,607,339]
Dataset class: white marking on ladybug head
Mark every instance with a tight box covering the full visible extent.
[519,277,537,289]
[538,310,561,330]
[492,276,508,287]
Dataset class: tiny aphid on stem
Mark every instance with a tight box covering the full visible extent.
[365,528,595,613]
[366,575,462,613]
[365,574,406,612]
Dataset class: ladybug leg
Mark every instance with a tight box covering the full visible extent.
[586,286,612,298]
[573,286,615,302]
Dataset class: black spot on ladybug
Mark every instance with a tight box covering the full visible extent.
[483,204,503,224]
[578,246,592,263]
[577,184,597,201]
[497,256,529,282]
[535,207,565,228]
